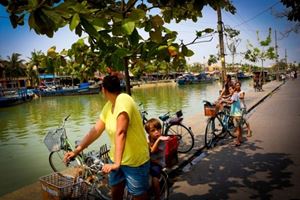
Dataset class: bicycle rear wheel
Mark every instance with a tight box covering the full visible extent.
[49,149,82,173]
[205,117,223,148]
[165,124,194,153]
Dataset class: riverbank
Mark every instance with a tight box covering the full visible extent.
[0,80,284,199]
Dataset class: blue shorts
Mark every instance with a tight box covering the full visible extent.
[108,159,150,196]
[150,162,162,178]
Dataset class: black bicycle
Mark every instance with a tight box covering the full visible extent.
[140,104,194,153]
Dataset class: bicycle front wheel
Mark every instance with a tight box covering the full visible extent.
[49,150,82,173]
[165,124,194,153]
[159,171,169,200]
[205,117,223,148]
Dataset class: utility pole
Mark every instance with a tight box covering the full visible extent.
[217,7,226,87]
[285,48,288,73]
[275,30,279,81]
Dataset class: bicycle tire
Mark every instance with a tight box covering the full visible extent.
[49,149,82,173]
[205,116,223,148]
[159,171,169,200]
[227,116,237,138]
[215,112,227,139]
[165,123,194,153]
[89,176,112,200]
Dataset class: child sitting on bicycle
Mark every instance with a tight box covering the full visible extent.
[144,118,169,200]
[221,85,243,146]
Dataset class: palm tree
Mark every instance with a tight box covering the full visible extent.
[27,50,44,87]
[5,53,26,81]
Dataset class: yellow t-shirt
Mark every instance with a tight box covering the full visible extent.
[100,93,150,167]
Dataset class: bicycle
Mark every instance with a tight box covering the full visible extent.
[44,115,169,200]
[139,104,194,154]
[43,115,112,199]
[203,100,236,148]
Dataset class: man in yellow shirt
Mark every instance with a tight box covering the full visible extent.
[64,75,150,200]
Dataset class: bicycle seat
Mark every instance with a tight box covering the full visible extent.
[159,115,169,121]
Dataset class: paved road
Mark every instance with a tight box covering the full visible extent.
[169,77,300,200]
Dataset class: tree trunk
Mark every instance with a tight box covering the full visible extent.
[124,58,131,95]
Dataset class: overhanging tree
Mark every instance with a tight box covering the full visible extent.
[1,0,236,94]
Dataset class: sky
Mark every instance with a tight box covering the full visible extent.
[0,0,299,67]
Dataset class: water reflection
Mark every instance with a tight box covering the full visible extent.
[0,79,251,196]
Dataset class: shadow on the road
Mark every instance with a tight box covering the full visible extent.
[169,139,294,200]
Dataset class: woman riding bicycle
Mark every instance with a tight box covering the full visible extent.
[64,75,150,200]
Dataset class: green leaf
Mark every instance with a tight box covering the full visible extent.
[204,28,214,33]
[157,45,168,51]
[128,9,146,22]
[91,18,109,29]
[129,28,139,47]
[111,55,123,70]
[186,49,194,57]
[150,30,162,43]
[80,17,99,39]
[99,30,112,43]
[70,13,80,31]
[114,48,131,58]
[181,45,187,54]
[122,20,135,35]
[151,15,164,30]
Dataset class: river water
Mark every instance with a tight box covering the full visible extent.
[0,79,251,196]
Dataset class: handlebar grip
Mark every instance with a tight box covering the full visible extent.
[65,114,71,121]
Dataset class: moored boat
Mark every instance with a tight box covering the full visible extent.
[0,88,34,107]
[32,83,100,97]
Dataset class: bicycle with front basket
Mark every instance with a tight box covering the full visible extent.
[44,115,170,199]
[43,114,112,199]
[203,100,236,148]
[140,104,194,153]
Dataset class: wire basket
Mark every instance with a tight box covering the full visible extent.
[39,172,88,200]
[44,128,65,152]
[204,103,217,117]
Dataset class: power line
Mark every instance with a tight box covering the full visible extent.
[233,1,280,28]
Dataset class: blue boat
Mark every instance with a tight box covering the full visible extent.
[176,72,214,85]
[0,88,34,107]
[32,82,100,97]
[237,71,251,80]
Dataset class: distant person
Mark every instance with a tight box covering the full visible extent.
[281,73,286,83]
[144,118,169,200]
[235,81,252,137]
[221,85,243,146]
[64,75,150,200]
[253,74,262,92]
